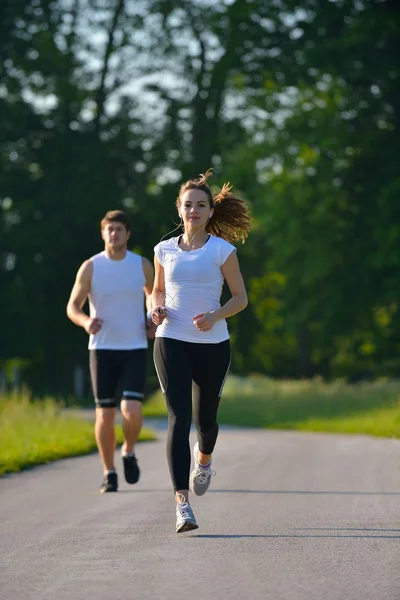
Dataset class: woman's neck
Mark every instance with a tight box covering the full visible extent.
[181,228,209,249]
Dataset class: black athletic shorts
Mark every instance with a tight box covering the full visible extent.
[89,349,147,408]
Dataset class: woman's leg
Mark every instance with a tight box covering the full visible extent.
[190,340,231,495]
[191,340,231,454]
[153,337,193,497]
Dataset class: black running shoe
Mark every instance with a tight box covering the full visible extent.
[122,453,140,484]
[99,471,118,493]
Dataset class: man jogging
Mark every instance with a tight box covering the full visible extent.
[67,210,155,493]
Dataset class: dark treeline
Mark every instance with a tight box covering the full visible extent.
[0,0,399,394]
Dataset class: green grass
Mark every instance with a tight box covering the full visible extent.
[0,390,155,476]
[3,377,398,477]
[144,375,400,438]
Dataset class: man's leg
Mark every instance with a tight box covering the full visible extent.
[120,399,143,453]
[119,349,146,484]
[120,399,142,484]
[95,407,117,472]
[89,350,119,491]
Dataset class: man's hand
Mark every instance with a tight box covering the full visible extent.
[146,318,157,340]
[84,317,103,335]
[151,306,167,326]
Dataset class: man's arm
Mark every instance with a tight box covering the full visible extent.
[142,256,157,339]
[142,257,154,313]
[66,260,102,334]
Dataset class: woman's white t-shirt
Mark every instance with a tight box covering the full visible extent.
[154,234,236,344]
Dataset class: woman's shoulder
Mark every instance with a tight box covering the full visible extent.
[209,235,237,265]
[210,235,236,251]
[154,236,179,252]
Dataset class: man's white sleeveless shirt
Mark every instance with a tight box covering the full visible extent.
[154,235,236,344]
[88,251,147,350]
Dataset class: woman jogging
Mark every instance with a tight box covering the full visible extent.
[151,169,251,533]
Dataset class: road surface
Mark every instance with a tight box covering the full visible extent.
[0,425,399,600]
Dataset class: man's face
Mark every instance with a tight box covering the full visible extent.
[101,222,130,249]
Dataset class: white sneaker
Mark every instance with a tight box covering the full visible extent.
[189,442,215,496]
[175,496,198,533]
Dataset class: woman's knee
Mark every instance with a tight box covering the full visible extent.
[168,412,191,437]
[195,419,218,436]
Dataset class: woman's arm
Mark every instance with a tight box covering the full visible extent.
[192,251,248,332]
[215,251,248,318]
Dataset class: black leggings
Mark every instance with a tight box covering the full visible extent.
[153,337,231,492]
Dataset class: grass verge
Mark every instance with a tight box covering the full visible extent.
[144,375,400,438]
[0,391,155,476]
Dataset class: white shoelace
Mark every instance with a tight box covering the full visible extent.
[193,466,216,484]
[176,495,194,520]
[176,493,193,520]
[178,503,193,520]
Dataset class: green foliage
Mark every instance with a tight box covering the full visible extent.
[0,0,399,388]
[145,375,400,438]
[0,389,155,476]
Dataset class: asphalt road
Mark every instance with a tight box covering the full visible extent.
[1,425,399,600]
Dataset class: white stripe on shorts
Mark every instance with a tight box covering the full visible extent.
[122,390,144,399]
[96,398,115,405]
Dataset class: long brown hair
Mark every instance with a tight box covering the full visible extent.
[176,169,251,244]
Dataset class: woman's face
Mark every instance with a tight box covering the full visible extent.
[179,189,213,229]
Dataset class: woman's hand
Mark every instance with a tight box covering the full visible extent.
[192,312,217,332]
[151,306,167,326]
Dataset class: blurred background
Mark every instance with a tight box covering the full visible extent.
[1,0,399,398]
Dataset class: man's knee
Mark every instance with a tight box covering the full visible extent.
[96,407,116,426]
[121,399,142,421]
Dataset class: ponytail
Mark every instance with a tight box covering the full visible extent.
[177,169,251,244]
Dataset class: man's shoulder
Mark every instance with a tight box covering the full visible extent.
[77,256,95,281]
[126,250,146,262]
[88,251,105,262]
[126,251,152,271]
[83,252,105,277]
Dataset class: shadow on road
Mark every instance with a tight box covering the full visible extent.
[297,527,400,532]
[208,489,400,496]
[191,532,400,539]
[104,487,400,496]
